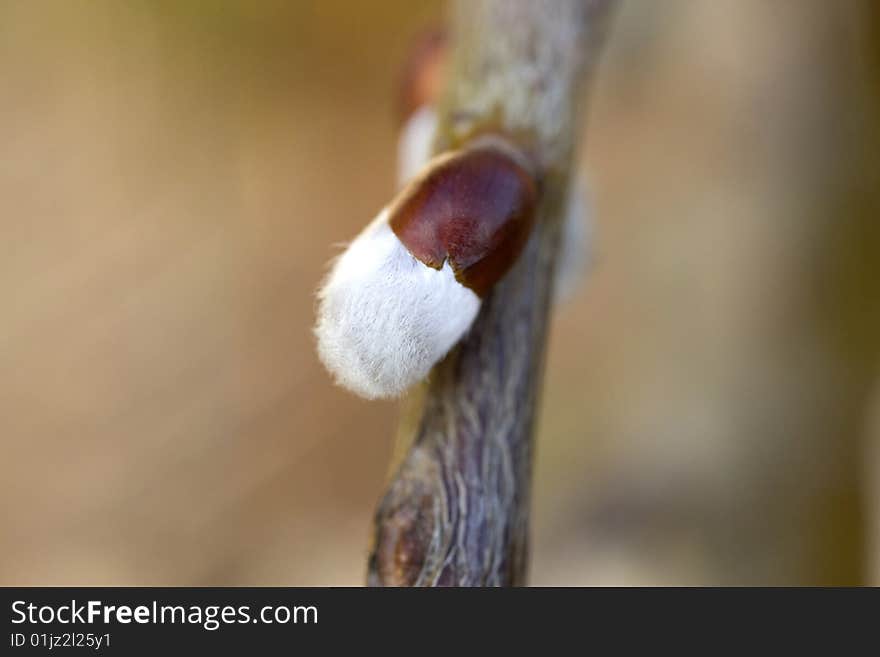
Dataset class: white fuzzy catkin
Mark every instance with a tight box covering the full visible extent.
[553,175,594,303]
[315,209,480,399]
[315,109,592,399]
[396,105,438,188]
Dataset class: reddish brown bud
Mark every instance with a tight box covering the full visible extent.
[397,27,448,124]
[388,141,538,297]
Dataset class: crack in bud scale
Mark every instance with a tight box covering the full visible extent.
[315,141,538,398]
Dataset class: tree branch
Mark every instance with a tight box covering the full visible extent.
[368,0,615,587]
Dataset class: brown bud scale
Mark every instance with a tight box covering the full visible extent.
[397,26,448,124]
[388,145,538,297]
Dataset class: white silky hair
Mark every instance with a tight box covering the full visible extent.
[396,105,439,188]
[553,175,594,304]
[315,209,481,399]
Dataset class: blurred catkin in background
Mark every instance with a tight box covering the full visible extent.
[1,0,878,585]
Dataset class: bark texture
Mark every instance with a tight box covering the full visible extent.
[368,0,614,586]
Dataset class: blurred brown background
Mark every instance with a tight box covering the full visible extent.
[2,0,878,585]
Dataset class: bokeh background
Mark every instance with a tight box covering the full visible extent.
[2,0,879,585]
